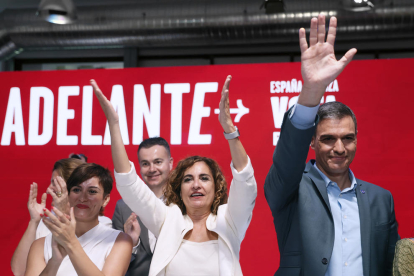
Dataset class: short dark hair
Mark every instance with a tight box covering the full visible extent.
[67,163,113,198]
[138,137,171,158]
[316,102,357,134]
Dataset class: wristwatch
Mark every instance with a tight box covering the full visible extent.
[223,126,240,140]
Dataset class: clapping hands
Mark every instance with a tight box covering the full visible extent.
[47,176,70,215]
[42,207,77,250]
[27,183,47,223]
[124,212,141,247]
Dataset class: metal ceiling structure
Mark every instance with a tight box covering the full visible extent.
[0,0,414,61]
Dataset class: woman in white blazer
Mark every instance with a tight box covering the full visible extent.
[91,75,257,276]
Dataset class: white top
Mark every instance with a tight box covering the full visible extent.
[43,223,121,276]
[166,239,219,276]
[36,215,112,239]
[115,157,257,276]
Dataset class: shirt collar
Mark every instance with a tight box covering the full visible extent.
[313,162,357,190]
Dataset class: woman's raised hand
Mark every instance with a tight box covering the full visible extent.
[47,176,70,214]
[27,183,47,223]
[90,79,131,173]
[42,207,77,249]
[90,79,119,125]
[219,75,236,134]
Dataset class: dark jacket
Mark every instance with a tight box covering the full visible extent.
[112,199,153,276]
[264,110,399,276]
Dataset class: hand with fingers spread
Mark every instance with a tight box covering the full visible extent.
[28,183,47,223]
[42,207,77,249]
[124,213,141,247]
[298,14,357,106]
[47,176,70,215]
[219,75,237,134]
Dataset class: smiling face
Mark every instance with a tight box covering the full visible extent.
[138,145,173,190]
[68,177,110,222]
[311,116,357,177]
[180,161,216,214]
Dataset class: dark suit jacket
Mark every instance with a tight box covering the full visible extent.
[113,199,153,276]
[264,110,399,276]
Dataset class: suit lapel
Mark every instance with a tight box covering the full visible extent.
[356,180,371,276]
[305,161,331,212]
[137,216,153,256]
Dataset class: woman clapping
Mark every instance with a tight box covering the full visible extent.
[25,163,132,276]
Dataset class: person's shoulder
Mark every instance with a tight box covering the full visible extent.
[114,199,133,213]
[397,238,414,245]
[115,199,127,207]
[31,236,46,251]
[396,238,414,252]
[357,179,392,197]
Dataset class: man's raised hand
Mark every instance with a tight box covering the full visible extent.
[298,14,357,107]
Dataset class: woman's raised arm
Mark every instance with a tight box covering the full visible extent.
[11,183,46,276]
[220,76,257,241]
[90,80,130,173]
[91,79,166,236]
[218,76,248,172]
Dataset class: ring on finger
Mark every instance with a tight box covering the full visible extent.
[56,191,62,198]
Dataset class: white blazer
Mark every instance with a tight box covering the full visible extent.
[115,157,257,276]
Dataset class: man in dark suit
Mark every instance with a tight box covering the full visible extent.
[264,14,399,276]
[112,137,173,276]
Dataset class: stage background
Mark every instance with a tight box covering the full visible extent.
[1,59,413,275]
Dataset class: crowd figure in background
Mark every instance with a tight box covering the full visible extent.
[112,137,173,276]
[69,153,88,163]
[393,238,414,275]
[91,73,257,276]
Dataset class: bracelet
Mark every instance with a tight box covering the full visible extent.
[223,126,240,140]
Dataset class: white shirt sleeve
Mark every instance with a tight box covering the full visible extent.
[132,238,141,254]
[226,156,257,242]
[114,161,167,237]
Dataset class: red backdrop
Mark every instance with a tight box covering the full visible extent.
[1,59,414,275]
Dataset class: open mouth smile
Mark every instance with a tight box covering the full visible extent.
[190,193,204,198]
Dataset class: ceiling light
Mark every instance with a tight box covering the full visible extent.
[342,0,375,12]
[37,0,77,24]
[261,0,285,14]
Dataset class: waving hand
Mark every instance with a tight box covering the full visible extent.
[90,79,130,173]
[298,14,357,106]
